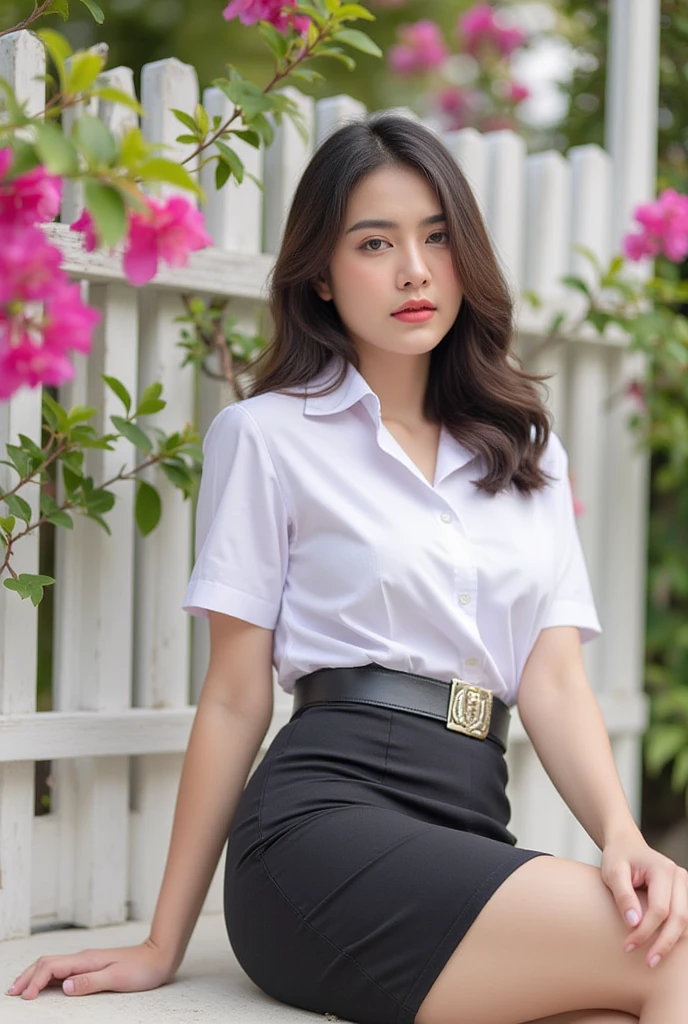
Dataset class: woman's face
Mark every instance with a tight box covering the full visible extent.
[313,164,463,361]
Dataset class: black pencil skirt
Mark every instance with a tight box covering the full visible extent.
[224,695,547,1024]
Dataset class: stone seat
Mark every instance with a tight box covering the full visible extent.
[1,914,350,1023]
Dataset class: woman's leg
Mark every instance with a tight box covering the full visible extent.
[531,1015,638,1023]
[415,857,687,1024]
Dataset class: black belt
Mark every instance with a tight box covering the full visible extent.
[292,663,510,751]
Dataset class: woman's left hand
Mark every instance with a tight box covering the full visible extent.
[600,831,688,968]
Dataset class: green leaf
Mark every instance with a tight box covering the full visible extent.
[84,179,127,245]
[111,415,154,453]
[215,159,231,190]
[84,488,115,515]
[336,3,375,20]
[138,157,201,195]
[4,494,32,524]
[287,67,324,83]
[171,108,199,133]
[646,724,687,775]
[135,381,165,417]
[249,113,274,147]
[91,86,143,115]
[78,0,105,22]
[118,127,148,170]
[312,46,356,69]
[5,444,31,478]
[195,103,209,137]
[560,274,592,298]
[42,392,70,433]
[47,510,74,529]
[34,121,79,176]
[334,27,382,57]
[258,22,289,62]
[102,374,132,415]
[135,480,161,536]
[0,516,16,535]
[215,74,273,120]
[66,404,97,426]
[18,434,46,463]
[230,128,261,149]
[72,114,118,166]
[67,51,105,94]
[215,141,244,183]
[161,461,194,495]
[3,573,55,606]
[44,0,70,21]
[37,28,73,67]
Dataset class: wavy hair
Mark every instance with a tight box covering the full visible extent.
[244,113,554,495]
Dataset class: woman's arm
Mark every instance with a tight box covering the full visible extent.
[516,624,638,849]
[517,624,688,967]
[148,610,275,971]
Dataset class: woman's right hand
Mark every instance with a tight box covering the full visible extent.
[6,938,175,1000]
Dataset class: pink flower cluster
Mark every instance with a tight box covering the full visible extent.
[70,196,212,287]
[622,188,688,264]
[0,147,101,400]
[388,20,448,77]
[222,0,310,34]
[457,3,525,58]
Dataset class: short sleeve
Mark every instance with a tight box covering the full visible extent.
[539,433,603,643]
[182,403,290,628]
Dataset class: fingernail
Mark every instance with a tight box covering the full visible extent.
[63,979,74,994]
[625,909,640,927]
[624,943,636,953]
[6,984,15,994]
[649,955,661,969]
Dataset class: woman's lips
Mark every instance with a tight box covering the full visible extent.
[391,308,436,323]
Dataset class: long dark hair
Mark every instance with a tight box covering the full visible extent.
[245,113,554,495]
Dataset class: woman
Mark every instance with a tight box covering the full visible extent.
[8,115,688,1023]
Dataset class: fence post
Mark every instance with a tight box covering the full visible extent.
[0,30,45,941]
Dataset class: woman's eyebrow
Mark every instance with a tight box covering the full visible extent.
[345,213,447,234]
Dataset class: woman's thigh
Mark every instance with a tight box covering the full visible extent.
[416,856,686,1024]
[531,1015,638,1024]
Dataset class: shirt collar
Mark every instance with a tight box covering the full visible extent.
[302,358,478,482]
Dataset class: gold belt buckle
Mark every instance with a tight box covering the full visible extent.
[446,679,492,739]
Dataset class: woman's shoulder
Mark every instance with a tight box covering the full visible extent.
[207,388,306,443]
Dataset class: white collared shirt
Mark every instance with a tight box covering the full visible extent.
[183,359,602,705]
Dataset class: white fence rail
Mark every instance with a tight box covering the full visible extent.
[0,19,652,941]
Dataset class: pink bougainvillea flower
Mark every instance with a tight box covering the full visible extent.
[69,208,99,252]
[222,0,310,33]
[0,226,65,305]
[388,19,448,76]
[122,195,213,286]
[0,152,62,228]
[458,3,526,58]
[42,280,102,354]
[622,188,688,264]
[435,87,480,130]
[505,81,530,103]
[625,379,647,414]
[0,331,76,395]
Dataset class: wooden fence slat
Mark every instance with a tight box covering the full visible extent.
[0,29,45,942]
[443,127,489,219]
[263,88,315,254]
[200,86,263,253]
[484,129,526,295]
[129,57,201,922]
[314,93,366,146]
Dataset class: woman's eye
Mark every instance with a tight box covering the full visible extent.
[428,230,449,244]
[361,238,390,251]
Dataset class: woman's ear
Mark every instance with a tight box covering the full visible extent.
[313,273,333,302]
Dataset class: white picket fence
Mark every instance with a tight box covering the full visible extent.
[0,0,659,942]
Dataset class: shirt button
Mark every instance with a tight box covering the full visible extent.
[459,594,471,606]
[466,657,479,667]
[440,512,452,523]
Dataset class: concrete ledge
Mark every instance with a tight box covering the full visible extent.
[0,914,350,1024]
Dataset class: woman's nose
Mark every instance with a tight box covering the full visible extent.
[396,246,431,289]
